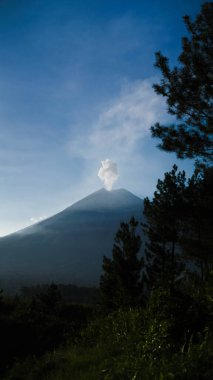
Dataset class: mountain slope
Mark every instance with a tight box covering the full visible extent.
[0,189,144,291]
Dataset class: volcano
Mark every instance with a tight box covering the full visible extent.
[0,189,144,291]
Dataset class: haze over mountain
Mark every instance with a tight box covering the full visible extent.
[0,189,144,292]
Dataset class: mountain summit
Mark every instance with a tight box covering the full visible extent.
[0,189,144,292]
[68,188,143,211]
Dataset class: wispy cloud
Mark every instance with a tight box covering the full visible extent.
[68,78,170,159]
[29,216,47,224]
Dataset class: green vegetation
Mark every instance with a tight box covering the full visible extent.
[2,277,213,379]
[1,2,212,379]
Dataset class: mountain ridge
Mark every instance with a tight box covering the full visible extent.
[1,188,143,238]
[0,188,144,292]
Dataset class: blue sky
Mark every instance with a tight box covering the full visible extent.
[0,0,204,236]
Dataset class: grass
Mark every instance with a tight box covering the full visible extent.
[3,308,213,380]
[3,344,112,380]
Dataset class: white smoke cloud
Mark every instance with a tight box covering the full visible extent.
[98,159,118,191]
[30,215,47,224]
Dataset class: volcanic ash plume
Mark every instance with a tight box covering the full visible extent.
[98,159,118,191]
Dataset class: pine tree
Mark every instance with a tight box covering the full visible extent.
[151,2,213,164]
[180,166,213,280]
[100,217,144,310]
[143,165,186,291]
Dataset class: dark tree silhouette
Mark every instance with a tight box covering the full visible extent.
[151,2,213,163]
[143,165,186,291]
[100,217,144,309]
[180,166,213,280]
